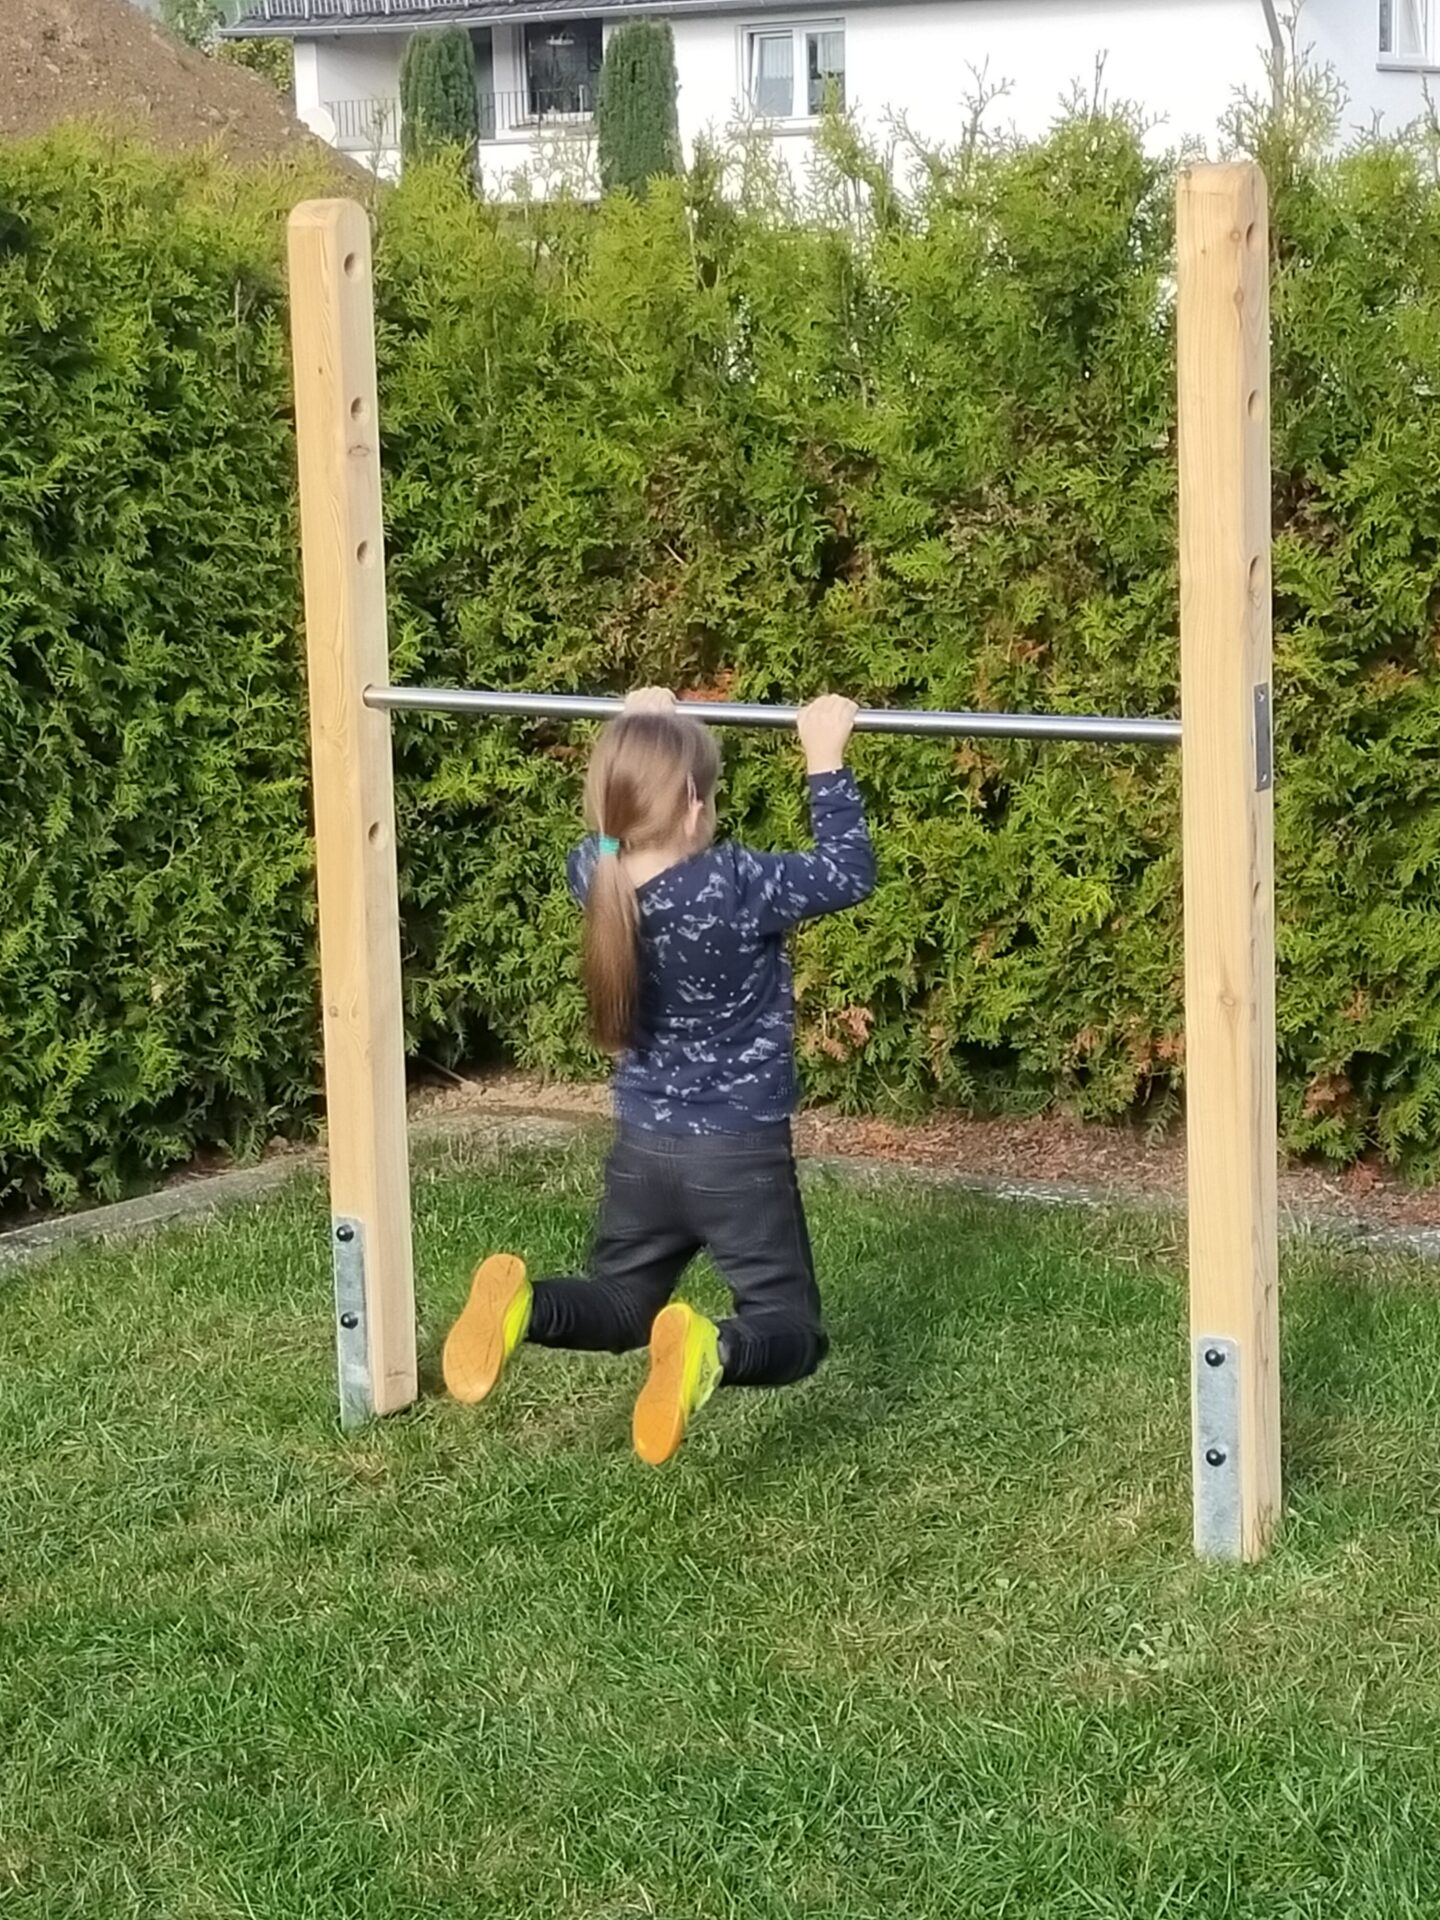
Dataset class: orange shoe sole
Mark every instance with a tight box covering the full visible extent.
[633,1303,712,1466]
[442,1254,528,1405]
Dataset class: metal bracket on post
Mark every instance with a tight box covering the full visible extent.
[1193,1335,1241,1558]
[1253,683,1273,792]
[332,1217,371,1431]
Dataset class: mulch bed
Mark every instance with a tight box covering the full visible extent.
[412,1069,1440,1236]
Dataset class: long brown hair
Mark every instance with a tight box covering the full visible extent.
[582,710,720,1052]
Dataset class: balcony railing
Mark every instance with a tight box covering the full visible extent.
[322,89,596,151]
[325,96,399,147]
[480,86,597,136]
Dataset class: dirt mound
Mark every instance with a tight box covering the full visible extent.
[0,0,341,167]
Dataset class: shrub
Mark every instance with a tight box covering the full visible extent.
[596,21,681,197]
[3,116,1440,1206]
[218,36,295,96]
[399,28,479,168]
[0,134,333,1205]
[160,0,226,48]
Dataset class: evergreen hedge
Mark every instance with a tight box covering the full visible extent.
[0,138,324,1204]
[399,27,479,166]
[2,115,1439,1205]
[596,21,681,197]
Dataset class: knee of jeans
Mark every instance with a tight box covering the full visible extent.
[600,1284,660,1352]
[721,1316,828,1385]
[797,1325,829,1379]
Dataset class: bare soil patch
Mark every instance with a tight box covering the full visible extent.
[0,0,340,167]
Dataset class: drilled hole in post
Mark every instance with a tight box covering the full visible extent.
[1247,389,1263,420]
[1245,221,1257,247]
[356,540,373,567]
[343,251,360,278]
[350,396,367,421]
[367,821,383,845]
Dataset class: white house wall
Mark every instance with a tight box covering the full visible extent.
[306,30,411,117]
[1302,0,1439,140]
[297,0,1440,195]
[672,0,1264,171]
[845,0,1263,152]
[293,37,324,131]
[300,29,408,170]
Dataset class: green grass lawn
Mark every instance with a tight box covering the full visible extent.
[6,1137,1440,1918]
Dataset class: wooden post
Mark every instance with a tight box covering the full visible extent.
[1177,164,1280,1560]
[288,199,416,1425]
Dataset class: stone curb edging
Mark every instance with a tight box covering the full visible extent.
[3,1110,1438,1273]
[0,1156,314,1270]
[0,1115,584,1272]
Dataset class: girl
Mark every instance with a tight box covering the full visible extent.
[442,687,875,1463]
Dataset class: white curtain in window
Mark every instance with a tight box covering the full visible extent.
[807,29,845,112]
[1397,0,1430,55]
[751,32,794,117]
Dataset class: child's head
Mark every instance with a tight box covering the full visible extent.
[584,709,720,855]
[582,710,721,1052]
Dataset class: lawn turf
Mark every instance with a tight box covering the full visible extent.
[4,1139,1440,1917]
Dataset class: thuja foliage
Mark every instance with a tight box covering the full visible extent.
[399,28,480,167]
[0,137,335,1205]
[596,21,681,197]
[2,111,1439,1205]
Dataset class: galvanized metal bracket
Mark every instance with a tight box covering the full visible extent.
[1193,1335,1241,1558]
[1253,683,1273,792]
[332,1216,372,1431]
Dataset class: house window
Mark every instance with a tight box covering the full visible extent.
[748,30,795,116]
[745,22,845,119]
[524,19,603,117]
[1380,0,1434,60]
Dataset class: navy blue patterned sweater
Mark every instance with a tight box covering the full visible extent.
[568,771,875,1135]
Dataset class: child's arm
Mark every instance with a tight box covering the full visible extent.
[735,695,876,934]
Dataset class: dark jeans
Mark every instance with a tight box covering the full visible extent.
[528,1126,827,1387]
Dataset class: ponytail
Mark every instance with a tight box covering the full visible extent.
[579,709,721,1054]
[583,854,640,1053]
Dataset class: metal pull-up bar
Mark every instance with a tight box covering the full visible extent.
[288,169,1278,1562]
[363,685,1182,749]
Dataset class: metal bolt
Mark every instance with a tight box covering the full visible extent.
[1205,1447,1227,1468]
[336,1224,355,1244]
[1205,1348,1225,1368]
[339,1311,360,1331]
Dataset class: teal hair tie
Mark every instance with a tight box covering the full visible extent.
[598,834,621,857]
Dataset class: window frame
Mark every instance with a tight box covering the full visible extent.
[740,18,845,125]
[1379,0,1438,68]
[522,18,604,121]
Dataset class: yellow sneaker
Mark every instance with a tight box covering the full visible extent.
[633,1301,723,1465]
[442,1254,532,1405]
